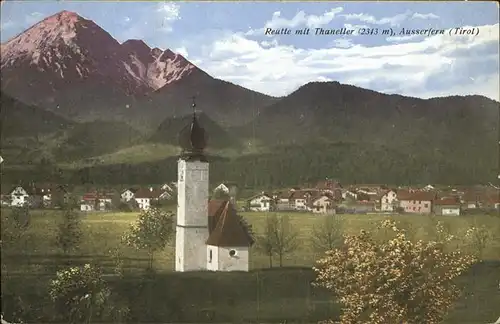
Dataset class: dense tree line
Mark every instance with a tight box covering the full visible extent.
[1,140,496,188]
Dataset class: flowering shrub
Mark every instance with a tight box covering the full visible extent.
[122,208,174,270]
[313,219,476,324]
[464,225,490,260]
[49,264,110,324]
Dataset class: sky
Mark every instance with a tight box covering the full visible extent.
[1,1,499,101]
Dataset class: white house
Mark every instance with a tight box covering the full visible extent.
[380,190,398,211]
[134,187,172,210]
[342,190,358,200]
[120,188,137,202]
[134,188,152,210]
[247,193,273,212]
[275,191,293,211]
[423,184,435,191]
[214,183,230,194]
[80,192,113,212]
[310,195,334,214]
[434,198,461,216]
[161,182,177,191]
[8,186,30,207]
[289,190,311,211]
[80,201,94,212]
[175,109,253,272]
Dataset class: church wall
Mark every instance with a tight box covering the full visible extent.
[177,159,209,226]
[175,226,209,271]
[175,159,210,272]
[206,244,219,271]
[216,246,249,272]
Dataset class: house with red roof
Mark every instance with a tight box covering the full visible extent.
[206,200,254,271]
[434,197,462,216]
[80,191,113,212]
[398,191,437,214]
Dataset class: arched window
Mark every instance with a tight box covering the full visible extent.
[209,249,212,263]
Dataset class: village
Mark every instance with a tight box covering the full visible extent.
[2,179,499,216]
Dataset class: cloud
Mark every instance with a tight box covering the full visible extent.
[386,34,423,43]
[194,23,499,101]
[119,2,181,41]
[1,11,44,34]
[155,2,181,33]
[156,2,181,21]
[246,7,343,36]
[330,38,354,48]
[411,13,439,20]
[25,11,44,25]
[341,11,439,27]
[0,19,15,31]
[175,46,189,58]
[341,11,412,27]
[267,7,344,29]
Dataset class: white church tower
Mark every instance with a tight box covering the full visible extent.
[175,99,210,272]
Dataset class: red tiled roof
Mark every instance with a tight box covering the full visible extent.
[434,197,461,206]
[289,190,313,200]
[398,191,436,202]
[82,192,113,201]
[206,200,253,247]
[134,188,156,199]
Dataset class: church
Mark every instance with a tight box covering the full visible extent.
[175,101,254,272]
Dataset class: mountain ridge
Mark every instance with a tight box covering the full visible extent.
[1,10,274,127]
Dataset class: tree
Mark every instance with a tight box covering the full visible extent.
[313,219,476,324]
[255,214,299,267]
[55,208,83,256]
[49,264,111,324]
[94,197,101,212]
[122,208,175,270]
[1,205,31,251]
[255,216,277,268]
[311,215,344,254]
[464,225,491,261]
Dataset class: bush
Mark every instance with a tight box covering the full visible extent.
[49,264,110,324]
[313,219,476,324]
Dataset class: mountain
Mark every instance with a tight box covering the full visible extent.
[53,120,143,162]
[0,11,151,119]
[120,39,198,90]
[148,112,238,149]
[138,69,278,127]
[241,81,499,146]
[0,10,275,128]
[0,91,74,139]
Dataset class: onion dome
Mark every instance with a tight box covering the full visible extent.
[178,98,208,161]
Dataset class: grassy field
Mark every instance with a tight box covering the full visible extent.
[1,209,500,323]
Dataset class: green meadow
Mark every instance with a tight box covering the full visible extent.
[1,209,500,323]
